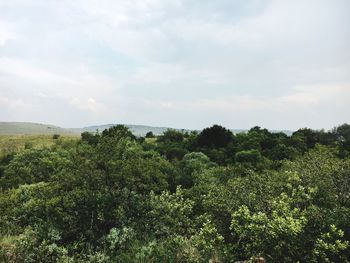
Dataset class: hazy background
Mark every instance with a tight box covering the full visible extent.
[0,0,349,130]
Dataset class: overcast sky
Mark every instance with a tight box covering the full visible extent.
[0,0,349,130]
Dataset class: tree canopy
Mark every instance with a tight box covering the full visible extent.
[0,124,349,262]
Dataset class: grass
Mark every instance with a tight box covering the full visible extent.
[0,122,75,135]
[0,235,18,263]
[145,137,157,144]
[0,135,79,157]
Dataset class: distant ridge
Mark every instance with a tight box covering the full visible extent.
[0,122,293,136]
[73,124,188,137]
[0,122,75,135]
[0,122,187,137]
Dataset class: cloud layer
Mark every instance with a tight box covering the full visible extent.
[0,0,349,130]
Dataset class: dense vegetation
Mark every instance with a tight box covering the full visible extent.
[0,124,350,262]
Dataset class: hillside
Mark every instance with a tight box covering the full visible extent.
[0,122,74,135]
[0,122,186,137]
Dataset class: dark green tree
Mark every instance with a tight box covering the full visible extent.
[197,125,233,148]
[145,131,155,138]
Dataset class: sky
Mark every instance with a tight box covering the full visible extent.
[0,0,349,130]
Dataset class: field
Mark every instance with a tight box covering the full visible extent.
[0,134,79,157]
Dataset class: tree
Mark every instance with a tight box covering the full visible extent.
[101,125,135,141]
[0,148,72,189]
[177,152,214,188]
[197,125,233,148]
[333,124,350,157]
[145,131,155,138]
[156,129,188,160]
[52,134,60,140]
[81,131,100,146]
[157,129,184,143]
[146,187,194,238]
[230,196,308,261]
[292,128,319,150]
[235,149,262,164]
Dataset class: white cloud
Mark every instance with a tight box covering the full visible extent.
[142,84,350,113]
[0,57,117,99]
[69,97,103,112]
[0,21,15,46]
[0,95,25,108]
[0,57,75,85]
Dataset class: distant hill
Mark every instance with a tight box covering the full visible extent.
[0,122,188,137]
[0,122,293,137]
[0,122,75,135]
[73,124,188,137]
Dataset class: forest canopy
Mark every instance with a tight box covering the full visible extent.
[0,124,350,262]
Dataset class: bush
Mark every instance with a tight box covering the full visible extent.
[52,134,60,140]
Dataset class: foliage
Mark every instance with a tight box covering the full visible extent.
[0,124,349,262]
[145,131,155,138]
[197,125,233,148]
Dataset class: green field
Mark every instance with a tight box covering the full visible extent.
[0,134,79,157]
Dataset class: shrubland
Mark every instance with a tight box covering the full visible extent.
[0,124,349,262]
